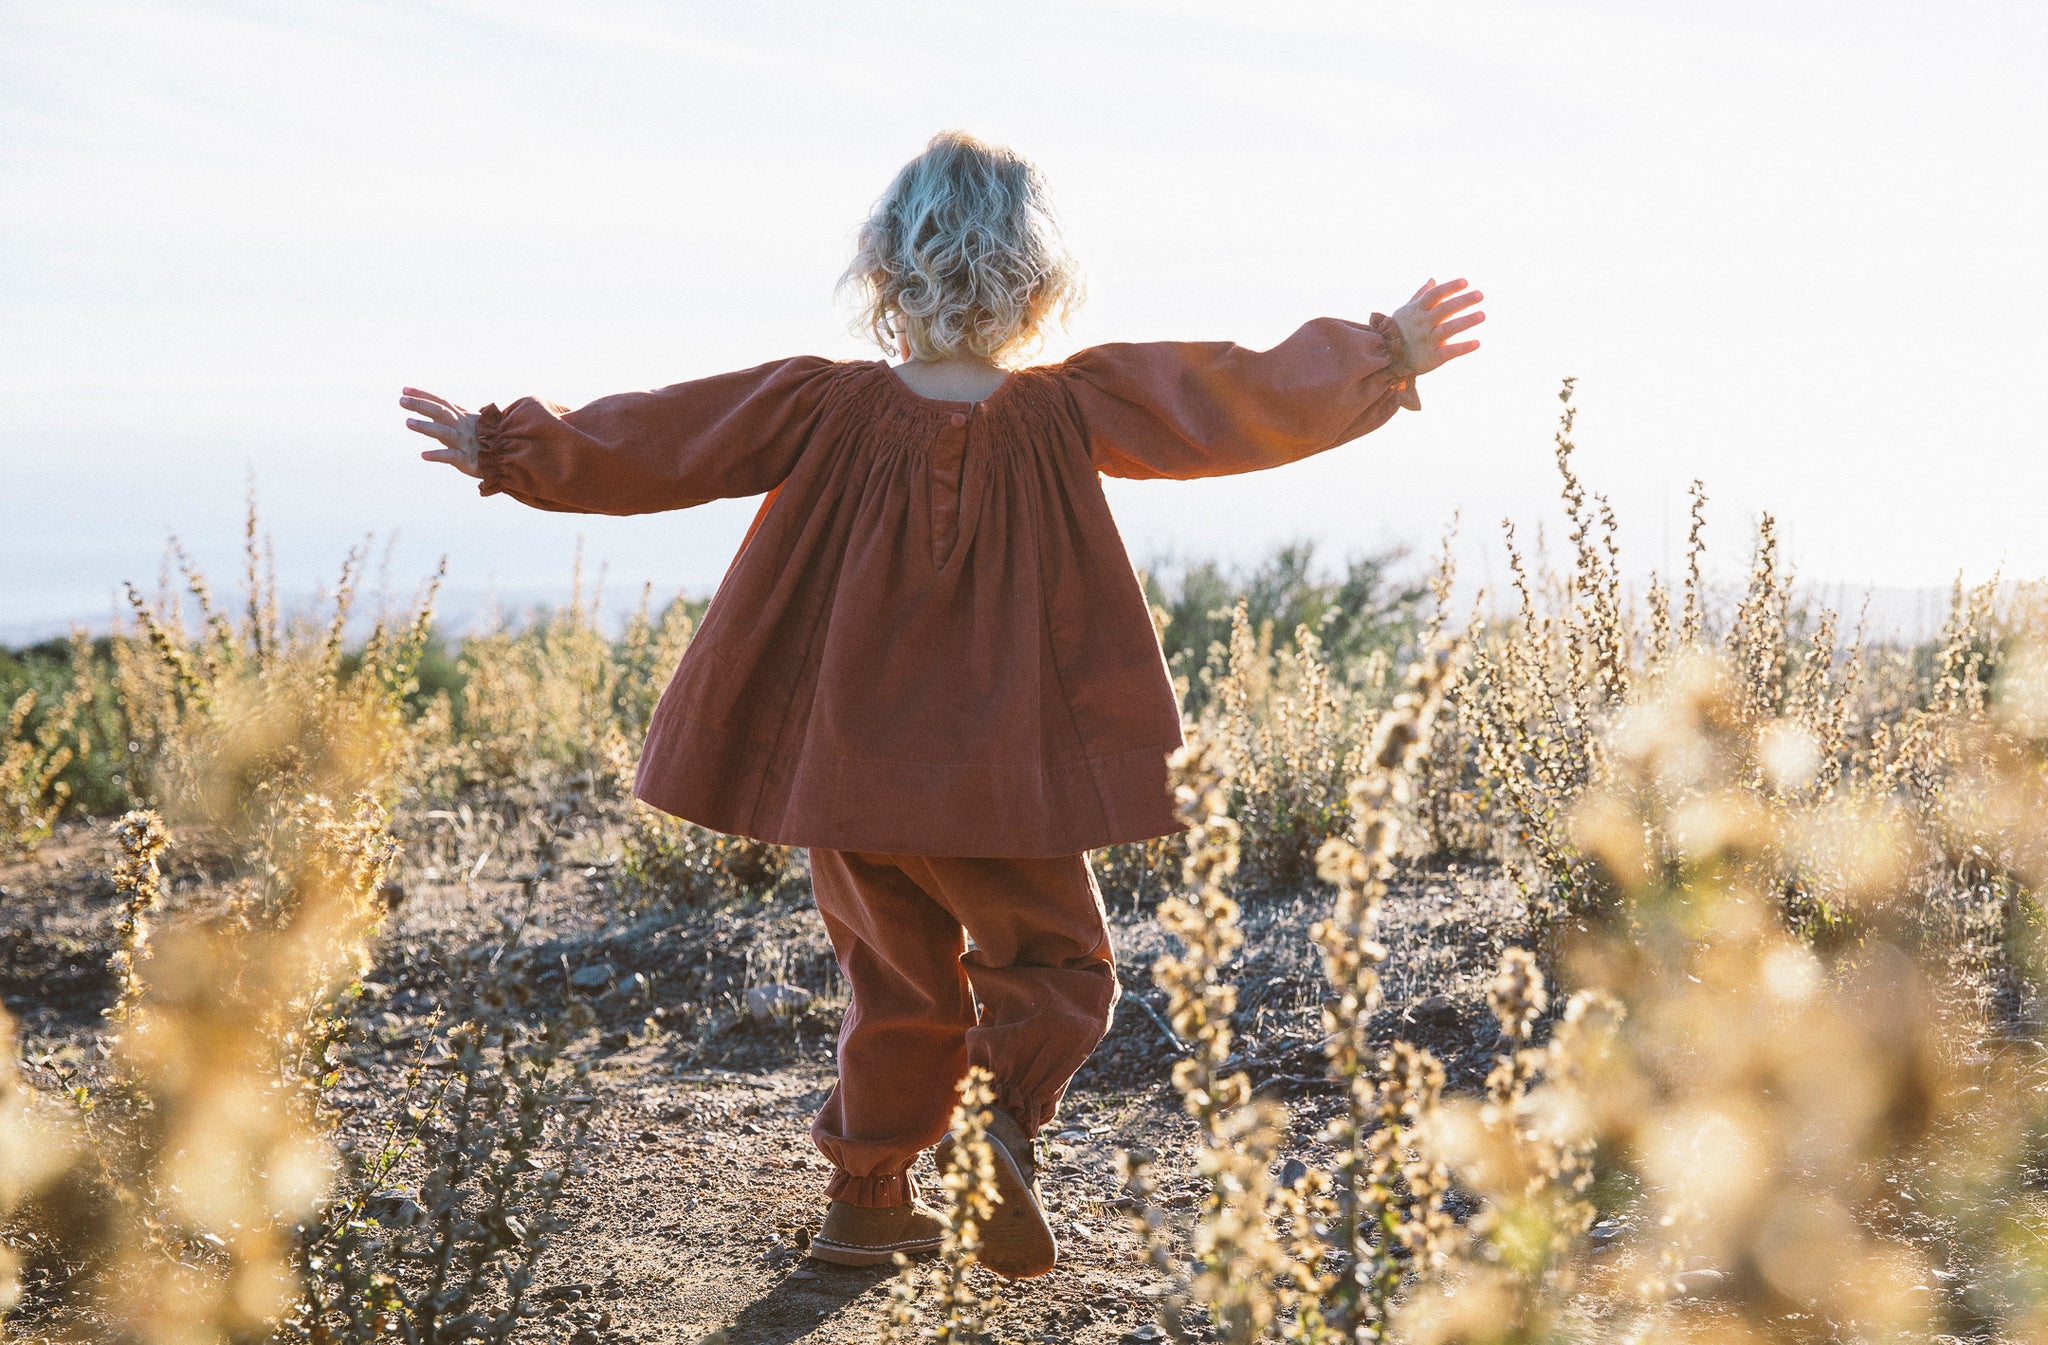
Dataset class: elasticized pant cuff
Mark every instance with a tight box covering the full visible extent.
[826,1165,920,1208]
[991,1082,1057,1139]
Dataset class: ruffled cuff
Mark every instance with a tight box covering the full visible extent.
[1367,311,1424,413]
[472,401,514,498]
[1367,311,1415,378]
[825,1165,921,1209]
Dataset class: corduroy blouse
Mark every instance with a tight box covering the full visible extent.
[473,313,1421,857]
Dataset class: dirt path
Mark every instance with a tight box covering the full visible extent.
[534,1057,1194,1344]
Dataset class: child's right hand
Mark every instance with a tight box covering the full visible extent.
[1390,278,1485,375]
[401,387,484,478]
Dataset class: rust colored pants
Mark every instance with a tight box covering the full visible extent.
[806,847,1121,1207]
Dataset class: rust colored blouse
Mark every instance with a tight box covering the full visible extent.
[474,314,1421,857]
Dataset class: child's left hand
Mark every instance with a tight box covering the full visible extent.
[401,387,484,477]
[1390,278,1485,375]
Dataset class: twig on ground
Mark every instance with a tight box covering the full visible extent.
[1116,970,1189,1054]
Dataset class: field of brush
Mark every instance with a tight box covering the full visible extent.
[5,391,2048,1343]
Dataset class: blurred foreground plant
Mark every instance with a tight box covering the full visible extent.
[3,527,595,1342]
[1112,639,2048,1343]
[1405,654,2025,1342]
[1,788,393,1338]
[1210,602,1375,898]
[884,1065,1002,1344]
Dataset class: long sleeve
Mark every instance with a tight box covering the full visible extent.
[1056,314,1422,481]
[474,354,847,515]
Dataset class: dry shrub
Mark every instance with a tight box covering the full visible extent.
[1088,830,1189,913]
[285,954,594,1344]
[112,515,440,880]
[413,564,693,803]
[0,632,97,855]
[408,567,805,908]
[1101,553,1426,909]
[1406,536,1492,862]
[614,588,805,907]
[426,559,633,805]
[1208,603,1366,897]
[1443,381,2043,956]
[616,805,802,910]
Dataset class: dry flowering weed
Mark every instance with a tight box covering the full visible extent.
[104,809,171,1026]
[407,559,804,910]
[113,516,440,886]
[439,550,626,801]
[885,1065,1002,1344]
[1409,534,1492,861]
[1450,381,1930,954]
[1303,647,1459,1340]
[1397,952,1617,1345]
[1119,727,1290,1343]
[1209,599,1383,897]
[616,804,801,911]
[1123,648,1462,1344]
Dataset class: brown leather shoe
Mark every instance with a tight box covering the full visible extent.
[935,1107,1058,1279]
[807,1198,947,1268]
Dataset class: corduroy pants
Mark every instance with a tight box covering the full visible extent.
[806,847,1121,1207]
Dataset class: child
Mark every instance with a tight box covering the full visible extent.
[402,130,1482,1280]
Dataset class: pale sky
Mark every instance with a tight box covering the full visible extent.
[3,0,2043,641]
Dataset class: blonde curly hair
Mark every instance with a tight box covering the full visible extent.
[839,131,1084,366]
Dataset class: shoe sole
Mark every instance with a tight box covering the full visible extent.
[807,1233,944,1268]
[976,1133,1058,1280]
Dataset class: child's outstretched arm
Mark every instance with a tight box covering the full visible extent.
[402,355,846,514]
[1061,278,1483,481]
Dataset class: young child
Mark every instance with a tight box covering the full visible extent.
[402,130,1482,1280]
